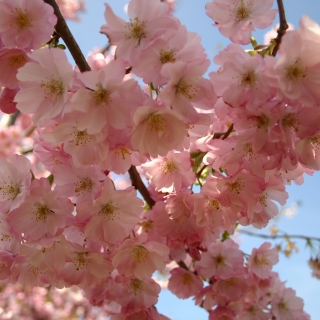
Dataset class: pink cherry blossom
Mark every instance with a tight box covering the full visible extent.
[0,0,57,49]
[100,0,178,64]
[141,151,195,193]
[168,267,203,299]
[206,0,277,44]
[0,87,19,114]
[131,98,187,157]
[248,242,279,279]
[112,234,170,279]
[8,178,74,241]
[15,48,73,126]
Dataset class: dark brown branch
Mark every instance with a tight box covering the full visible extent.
[128,166,155,208]
[272,0,289,57]
[43,0,90,72]
[239,229,320,243]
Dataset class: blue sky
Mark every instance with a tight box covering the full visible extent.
[66,1,320,318]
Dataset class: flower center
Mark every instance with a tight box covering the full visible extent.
[99,202,117,220]
[182,273,193,285]
[282,113,299,132]
[214,254,225,265]
[41,78,64,101]
[8,54,27,68]
[13,8,32,30]
[126,17,146,45]
[240,70,256,88]
[256,114,270,130]
[159,49,176,64]
[114,147,132,160]
[73,252,89,271]
[93,84,110,105]
[0,181,21,201]
[162,160,177,175]
[175,80,198,100]
[285,60,306,82]
[254,254,269,266]
[34,203,54,222]
[146,112,166,132]
[72,129,91,146]
[227,180,244,194]
[130,278,144,295]
[234,0,251,21]
[130,245,148,263]
[74,177,93,194]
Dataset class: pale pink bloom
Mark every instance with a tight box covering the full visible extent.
[41,112,108,167]
[131,98,187,157]
[0,213,21,254]
[265,18,320,106]
[209,306,236,320]
[113,277,161,315]
[53,163,106,201]
[59,243,112,287]
[195,239,245,279]
[206,0,277,45]
[71,59,143,133]
[56,0,84,21]
[15,48,73,126]
[141,151,195,193]
[0,250,15,281]
[159,60,215,123]
[0,48,29,89]
[112,234,170,279]
[133,25,206,87]
[0,154,31,212]
[77,187,143,244]
[248,242,279,279]
[0,87,19,114]
[8,178,74,241]
[86,52,114,71]
[0,0,57,49]
[213,276,248,301]
[210,43,270,110]
[271,288,305,320]
[100,0,178,64]
[168,267,203,299]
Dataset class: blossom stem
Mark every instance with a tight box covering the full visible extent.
[128,166,155,208]
[239,229,320,242]
[43,0,90,72]
[272,0,289,57]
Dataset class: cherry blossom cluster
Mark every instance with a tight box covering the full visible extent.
[0,0,317,318]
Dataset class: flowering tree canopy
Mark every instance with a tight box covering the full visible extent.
[0,0,319,319]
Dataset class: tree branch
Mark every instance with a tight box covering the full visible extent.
[43,0,90,72]
[272,0,289,57]
[128,166,155,208]
[239,229,320,243]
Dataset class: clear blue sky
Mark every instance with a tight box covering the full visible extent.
[66,1,320,318]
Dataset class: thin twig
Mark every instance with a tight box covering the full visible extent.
[272,0,289,56]
[7,111,20,126]
[239,229,320,243]
[128,166,155,208]
[43,0,90,72]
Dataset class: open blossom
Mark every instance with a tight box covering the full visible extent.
[141,151,195,193]
[266,16,320,107]
[71,59,143,133]
[131,98,187,157]
[100,0,178,64]
[0,48,29,89]
[0,0,57,49]
[77,186,143,244]
[0,154,31,212]
[195,239,245,279]
[112,234,170,279]
[248,242,279,279]
[8,178,74,241]
[15,48,73,125]
[206,0,277,44]
[168,267,203,299]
